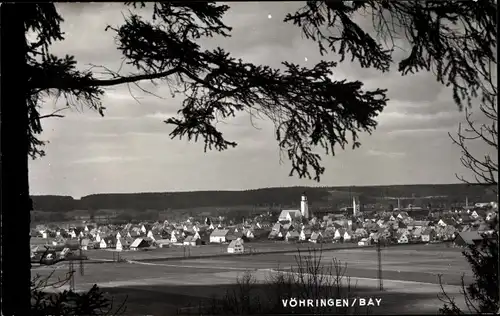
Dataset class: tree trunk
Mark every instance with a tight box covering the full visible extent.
[1,4,31,315]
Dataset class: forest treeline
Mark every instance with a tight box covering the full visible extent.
[31,184,496,212]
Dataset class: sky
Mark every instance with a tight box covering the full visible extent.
[28,2,496,198]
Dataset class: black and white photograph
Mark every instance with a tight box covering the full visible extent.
[1,1,498,315]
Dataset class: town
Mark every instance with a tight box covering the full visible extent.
[30,193,499,263]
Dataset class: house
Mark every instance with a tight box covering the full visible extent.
[354,228,368,238]
[421,228,436,242]
[104,237,116,249]
[226,230,244,242]
[397,233,409,244]
[299,229,312,241]
[285,231,300,242]
[438,218,455,227]
[277,227,287,239]
[59,247,70,259]
[278,210,302,222]
[380,229,391,239]
[130,238,150,250]
[170,230,182,243]
[309,232,323,243]
[412,221,430,228]
[358,238,370,246]
[471,210,486,219]
[116,238,123,251]
[99,239,107,249]
[271,223,282,233]
[486,212,497,221]
[453,231,483,247]
[412,227,423,240]
[154,239,171,248]
[334,228,344,240]
[120,238,133,250]
[343,230,352,242]
[210,229,230,243]
[80,238,91,251]
[397,212,409,220]
[227,238,244,254]
[183,235,201,246]
[369,232,381,243]
[244,229,255,239]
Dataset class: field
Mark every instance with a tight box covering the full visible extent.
[86,241,371,261]
[33,243,472,315]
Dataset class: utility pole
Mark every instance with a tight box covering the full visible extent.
[377,241,383,291]
[79,237,84,276]
[69,259,75,291]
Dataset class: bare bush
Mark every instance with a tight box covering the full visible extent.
[184,247,362,315]
[437,232,499,315]
[31,269,128,316]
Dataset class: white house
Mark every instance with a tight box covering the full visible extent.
[140,225,147,234]
[245,229,255,239]
[227,238,244,253]
[397,234,409,244]
[333,229,344,240]
[99,239,107,249]
[183,235,200,246]
[210,229,229,243]
[299,229,311,241]
[95,233,101,243]
[147,230,154,239]
[343,230,352,241]
[81,238,90,251]
[59,248,70,259]
[42,231,48,239]
[358,238,370,246]
[285,231,300,242]
[116,231,121,240]
[130,238,149,251]
[116,239,123,251]
[278,210,301,222]
[170,231,179,243]
[438,219,455,227]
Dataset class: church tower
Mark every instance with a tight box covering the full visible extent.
[301,193,309,218]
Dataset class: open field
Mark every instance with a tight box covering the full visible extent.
[33,244,472,315]
[86,241,370,261]
[85,241,456,261]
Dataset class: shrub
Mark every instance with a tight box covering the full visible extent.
[31,269,127,315]
[438,231,499,315]
[182,246,362,315]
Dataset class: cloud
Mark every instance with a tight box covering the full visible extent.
[144,112,175,120]
[366,149,406,158]
[71,156,149,164]
[28,3,493,197]
[386,128,451,136]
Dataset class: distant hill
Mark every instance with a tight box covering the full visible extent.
[31,184,496,212]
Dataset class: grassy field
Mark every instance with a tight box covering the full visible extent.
[86,240,455,262]
[86,241,384,261]
[33,243,471,315]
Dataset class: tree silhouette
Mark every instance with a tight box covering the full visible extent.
[449,82,498,191]
[1,2,496,315]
